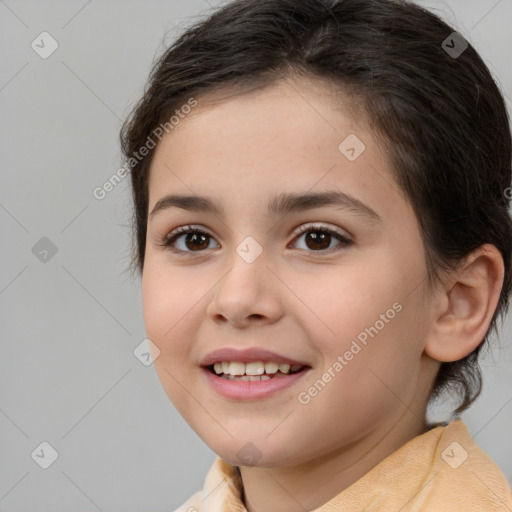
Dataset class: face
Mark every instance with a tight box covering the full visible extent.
[142,77,438,469]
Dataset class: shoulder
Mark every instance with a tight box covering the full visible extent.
[171,456,244,511]
[425,419,512,510]
[172,491,202,512]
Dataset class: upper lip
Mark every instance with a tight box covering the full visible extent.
[200,347,310,367]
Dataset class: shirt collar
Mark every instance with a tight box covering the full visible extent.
[191,419,511,511]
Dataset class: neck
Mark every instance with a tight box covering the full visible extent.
[239,413,429,512]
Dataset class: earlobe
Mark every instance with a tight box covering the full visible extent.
[424,244,504,363]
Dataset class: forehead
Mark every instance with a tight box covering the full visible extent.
[147,77,408,226]
[163,76,365,152]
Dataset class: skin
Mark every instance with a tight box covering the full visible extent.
[141,76,504,511]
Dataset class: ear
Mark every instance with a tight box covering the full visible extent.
[424,244,505,362]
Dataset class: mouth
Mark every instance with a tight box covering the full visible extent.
[199,347,312,399]
[206,361,308,381]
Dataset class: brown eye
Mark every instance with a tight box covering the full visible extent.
[303,231,332,250]
[181,232,210,251]
[164,226,219,253]
[161,223,351,255]
[291,224,352,253]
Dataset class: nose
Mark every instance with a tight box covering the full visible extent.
[206,250,284,328]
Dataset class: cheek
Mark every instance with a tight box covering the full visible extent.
[141,259,194,354]
[291,262,402,347]
[294,310,422,443]
[296,257,424,397]
[141,260,201,412]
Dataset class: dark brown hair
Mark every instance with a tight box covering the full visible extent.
[120,0,512,416]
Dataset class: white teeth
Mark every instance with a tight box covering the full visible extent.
[278,363,290,374]
[264,361,279,374]
[212,360,304,376]
[229,362,246,376]
[245,362,265,375]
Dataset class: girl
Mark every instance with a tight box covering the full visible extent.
[120,0,512,509]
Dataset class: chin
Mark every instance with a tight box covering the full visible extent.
[208,437,301,469]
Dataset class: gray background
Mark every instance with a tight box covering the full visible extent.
[1,0,511,510]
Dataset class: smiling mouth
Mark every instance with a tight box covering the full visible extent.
[207,361,308,381]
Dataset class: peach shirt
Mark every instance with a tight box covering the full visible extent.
[174,419,512,511]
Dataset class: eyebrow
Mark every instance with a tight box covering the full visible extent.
[150,190,382,224]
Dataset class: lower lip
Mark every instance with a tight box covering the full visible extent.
[202,367,311,400]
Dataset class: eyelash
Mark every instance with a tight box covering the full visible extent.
[159,223,352,256]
